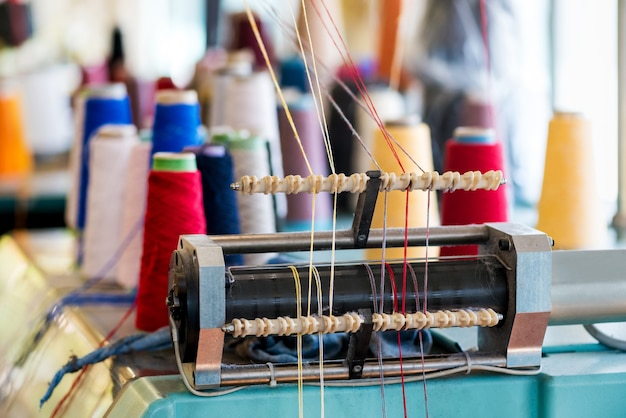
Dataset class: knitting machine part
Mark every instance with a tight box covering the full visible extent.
[230,170,505,195]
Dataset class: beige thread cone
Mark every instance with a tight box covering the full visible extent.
[536,112,607,249]
[366,121,440,260]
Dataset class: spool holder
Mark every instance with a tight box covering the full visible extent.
[167,169,557,389]
[168,221,555,390]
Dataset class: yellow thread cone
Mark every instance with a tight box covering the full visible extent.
[366,121,440,260]
[0,90,32,175]
[536,112,607,249]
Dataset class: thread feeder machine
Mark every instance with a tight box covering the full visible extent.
[2,168,626,416]
[153,170,626,417]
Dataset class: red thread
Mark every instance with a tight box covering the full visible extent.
[440,141,507,256]
[311,0,405,171]
[384,263,407,416]
[135,169,206,331]
[384,262,398,312]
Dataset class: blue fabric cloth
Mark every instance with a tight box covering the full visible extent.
[227,329,432,364]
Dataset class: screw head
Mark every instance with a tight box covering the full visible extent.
[498,239,511,251]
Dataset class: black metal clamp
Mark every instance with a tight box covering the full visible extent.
[351,170,381,248]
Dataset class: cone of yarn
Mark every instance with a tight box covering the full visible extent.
[535,112,607,249]
[230,11,275,69]
[213,71,283,180]
[151,89,202,155]
[354,86,405,177]
[82,124,139,281]
[211,70,286,218]
[327,78,359,212]
[352,86,405,211]
[207,52,254,128]
[116,140,152,289]
[65,83,132,230]
[376,0,403,83]
[278,95,332,229]
[213,131,276,265]
[190,47,230,126]
[459,93,495,129]
[297,0,345,87]
[341,0,378,62]
[280,56,309,94]
[440,127,508,256]
[135,152,206,332]
[194,143,244,267]
[366,121,440,260]
[0,88,32,175]
[126,76,156,130]
[17,64,75,155]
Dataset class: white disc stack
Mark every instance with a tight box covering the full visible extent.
[81,124,139,281]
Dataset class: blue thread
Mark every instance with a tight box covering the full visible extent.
[195,144,244,266]
[76,96,132,230]
[280,55,308,93]
[39,327,171,408]
[453,126,495,144]
[151,101,202,156]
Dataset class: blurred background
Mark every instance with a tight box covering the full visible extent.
[0,0,619,238]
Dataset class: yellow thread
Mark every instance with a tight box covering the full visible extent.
[328,192,338,314]
[300,0,336,173]
[288,0,336,174]
[288,265,304,418]
[311,265,325,418]
[243,1,313,176]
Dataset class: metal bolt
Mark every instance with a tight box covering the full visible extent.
[498,239,511,251]
[352,365,362,373]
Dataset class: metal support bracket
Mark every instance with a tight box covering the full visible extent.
[346,309,373,379]
[352,170,381,248]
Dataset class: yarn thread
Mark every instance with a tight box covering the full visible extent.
[117,140,152,289]
[0,88,32,175]
[536,112,607,249]
[135,152,206,331]
[66,83,131,230]
[151,89,202,156]
[82,124,139,281]
[194,143,244,266]
[209,70,286,218]
[440,127,508,256]
[367,122,440,260]
[213,131,277,265]
[278,95,332,228]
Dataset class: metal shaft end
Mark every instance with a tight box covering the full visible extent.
[230,182,241,191]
